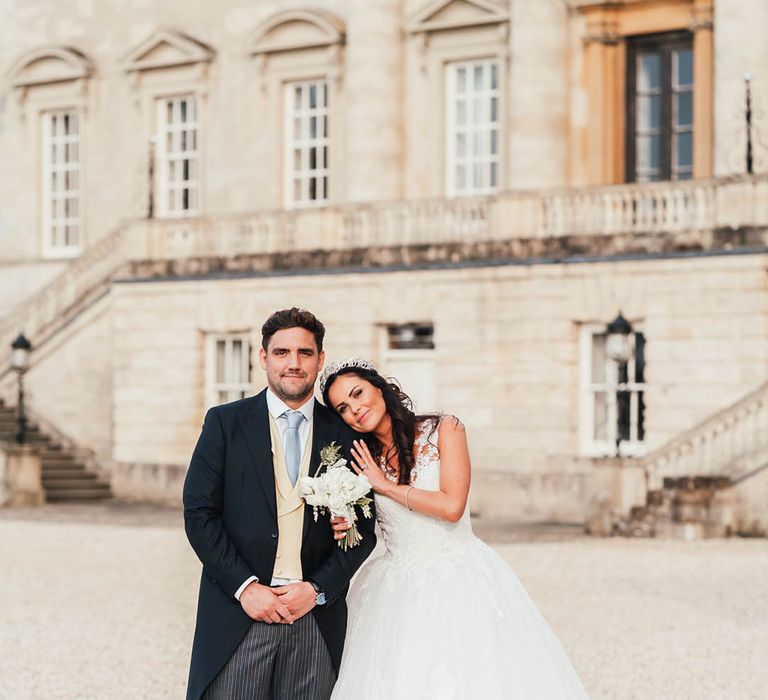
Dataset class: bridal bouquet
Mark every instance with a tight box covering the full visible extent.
[300,442,373,551]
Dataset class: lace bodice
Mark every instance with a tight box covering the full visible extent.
[374,420,475,569]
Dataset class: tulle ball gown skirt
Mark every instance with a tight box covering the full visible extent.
[331,535,590,699]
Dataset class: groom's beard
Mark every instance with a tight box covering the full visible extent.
[272,373,315,403]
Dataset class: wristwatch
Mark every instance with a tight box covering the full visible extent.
[308,579,326,606]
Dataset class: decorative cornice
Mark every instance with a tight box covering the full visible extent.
[690,2,714,31]
[248,10,345,56]
[124,227,768,283]
[10,47,93,88]
[583,18,621,45]
[406,0,509,35]
[123,29,214,73]
[688,18,713,31]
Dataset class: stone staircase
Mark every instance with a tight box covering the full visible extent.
[0,400,111,503]
[642,379,768,487]
[617,381,768,537]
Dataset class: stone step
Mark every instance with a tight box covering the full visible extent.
[0,404,112,503]
[41,463,84,473]
[0,418,35,427]
[0,423,44,433]
[0,432,48,444]
[42,470,98,482]
[0,426,44,436]
[44,479,110,492]
[43,478,104,491]
[41,455,78,466]
[0,429,46,437]
[46,487,112,502]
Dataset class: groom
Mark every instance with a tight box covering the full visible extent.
[183,307,377,699]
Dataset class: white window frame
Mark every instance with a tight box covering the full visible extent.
[380,324,437,413]
[284,79,329,209]
[42,109,81,258]
[671,47,694,181]
[205,333,253,409]
[155,94,199,218]
[579,324,646,458]
[445,59,500,197]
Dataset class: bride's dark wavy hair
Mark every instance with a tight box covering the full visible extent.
[322,366,439,485]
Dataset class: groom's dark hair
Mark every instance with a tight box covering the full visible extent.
[261,307,326,352]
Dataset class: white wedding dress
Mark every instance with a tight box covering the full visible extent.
[331,422,590,699]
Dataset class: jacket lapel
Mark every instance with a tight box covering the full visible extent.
[237,389,277,521]
[302,400,329,544]
[307,399,326,478]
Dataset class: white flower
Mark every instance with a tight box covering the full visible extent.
[300,442,374,550]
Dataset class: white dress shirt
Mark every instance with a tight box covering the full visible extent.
[234,390,315,600]
[266,388,315,458]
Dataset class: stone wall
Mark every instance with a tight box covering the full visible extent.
[19,294,113,460]
[98,250,768,517]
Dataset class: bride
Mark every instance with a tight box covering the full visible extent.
[319,358,590,699]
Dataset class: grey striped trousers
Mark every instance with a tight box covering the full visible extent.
[203,613,336,700]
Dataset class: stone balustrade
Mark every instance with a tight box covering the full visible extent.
[131,174,768,259]
[642,380,768,489]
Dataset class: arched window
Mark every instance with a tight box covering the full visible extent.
[248,10,345,208]
[10,47,94,257]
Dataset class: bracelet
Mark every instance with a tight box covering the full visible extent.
[405,486,414,511]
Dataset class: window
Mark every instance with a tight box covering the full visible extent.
[285,80,329,207]
[387,324,436,350]
[42,110,80,256]
[382,324,436,412]
[156,95,198,217]
[627,32,693,182]
[206,334,252,407]
[446,60,500,196]
[581,327,646,457]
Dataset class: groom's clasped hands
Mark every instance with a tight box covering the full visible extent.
[239,580,317,625]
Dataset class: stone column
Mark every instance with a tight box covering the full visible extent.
[691,0,714,179]
[577,11,623,186]
[0,444,44,507]
[343,0,404,202]
[507,0,570,189]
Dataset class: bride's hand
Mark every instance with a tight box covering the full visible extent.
[350,439,390,494]
[331,515,352,541]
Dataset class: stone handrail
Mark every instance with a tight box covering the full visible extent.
[0,226,131,382]
[642,380,768,489]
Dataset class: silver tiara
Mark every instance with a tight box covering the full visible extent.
[319,357,377,394]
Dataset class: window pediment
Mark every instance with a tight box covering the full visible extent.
[407,0,509,34]
[248,10,345,55]
[10,47,93,88]
[123,29,214,73]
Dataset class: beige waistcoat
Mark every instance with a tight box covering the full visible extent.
[268,414,313,580]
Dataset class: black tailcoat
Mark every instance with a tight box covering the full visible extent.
[183,389,377,700]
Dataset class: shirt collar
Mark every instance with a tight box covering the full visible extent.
[266,388,315,423]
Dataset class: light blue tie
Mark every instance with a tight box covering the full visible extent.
[283,410,304,486]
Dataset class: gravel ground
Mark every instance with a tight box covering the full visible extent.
[0,506,766,700]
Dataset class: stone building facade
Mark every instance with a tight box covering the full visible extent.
[1,0,767,530]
